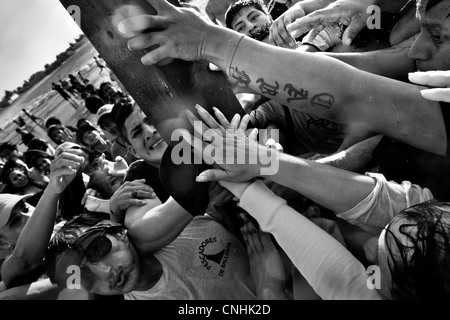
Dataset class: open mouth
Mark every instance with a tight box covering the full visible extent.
[149,138,164,150]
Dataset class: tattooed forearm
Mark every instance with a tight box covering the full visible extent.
[284,83,308,103]
[256,78,279,96]
[230,67,251,86]
[311,93,335,109]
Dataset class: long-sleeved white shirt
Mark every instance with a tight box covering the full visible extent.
[337,173,434,234]
[239,180,384,300]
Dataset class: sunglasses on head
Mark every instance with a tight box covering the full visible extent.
[57,223,125,291]
[78,235,113,291]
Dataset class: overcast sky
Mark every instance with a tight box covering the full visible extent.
[0,0,82,95]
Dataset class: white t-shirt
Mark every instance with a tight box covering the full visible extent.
[125,216,256,300]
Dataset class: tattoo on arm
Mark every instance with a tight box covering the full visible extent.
[256,78,279,96]
[311,93,335,109]
[284,83,308,103]
[230,67,251,86]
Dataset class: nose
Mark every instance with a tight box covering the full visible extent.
[408,31,433,64]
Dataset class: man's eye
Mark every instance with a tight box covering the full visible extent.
[132,128,142,139]
[432,34,443,44]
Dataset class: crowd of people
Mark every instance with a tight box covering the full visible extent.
[0,0,449,300]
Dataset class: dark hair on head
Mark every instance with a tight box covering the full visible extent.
[43,212,111,283]
[112,96,137,143]
[225,0,269,29]
[24,149,53,169]
[0,142,17,153]
[45,117,62,129]
[76,118,88,129]
[99,82,112,93]
[27,138,48,152]
[386,200,450,299]
[0,159,28,187]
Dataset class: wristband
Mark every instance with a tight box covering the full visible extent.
[84,195,110,214]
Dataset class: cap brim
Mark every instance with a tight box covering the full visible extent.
[77,125,97,145]
[0,194,33,228]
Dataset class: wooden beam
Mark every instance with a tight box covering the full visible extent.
[59,0,245,142]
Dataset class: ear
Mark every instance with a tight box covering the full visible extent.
[127,145,138,158]
[363,236,379,264]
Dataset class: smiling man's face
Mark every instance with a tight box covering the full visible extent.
[124,108,167,166]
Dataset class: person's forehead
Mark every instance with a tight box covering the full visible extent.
[125,109,145,131]
[420,1,450,28]
[233,6,264,25]
[9,169,23,177]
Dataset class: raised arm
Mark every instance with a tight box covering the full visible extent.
[286,0,411,46]
[219,178,383,300]
[123,196,192,255]
[118,1,446,156]
[1,149,85,287]
[322,35,417,81]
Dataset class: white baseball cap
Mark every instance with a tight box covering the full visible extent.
[96,104,114,127]
[0,193,33,228]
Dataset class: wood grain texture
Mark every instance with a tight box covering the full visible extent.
[59,0,245,142]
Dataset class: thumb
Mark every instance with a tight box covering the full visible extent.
[420,88,450,103]
[196,169,230,183]
[115,155,124,162]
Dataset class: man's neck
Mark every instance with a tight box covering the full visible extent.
[133,255,163,292]
[143,159,160,169]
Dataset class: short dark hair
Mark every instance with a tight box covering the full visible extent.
[45,117,62,129]
[387,200,450,299]
[112,97,137,144]
[1,159,26,185]
[225,0,269,29]
[27,138,48,152]
[99,82,113,93]
[0,142,17,153]
[23,149,53,168]
[76,118,88,129]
